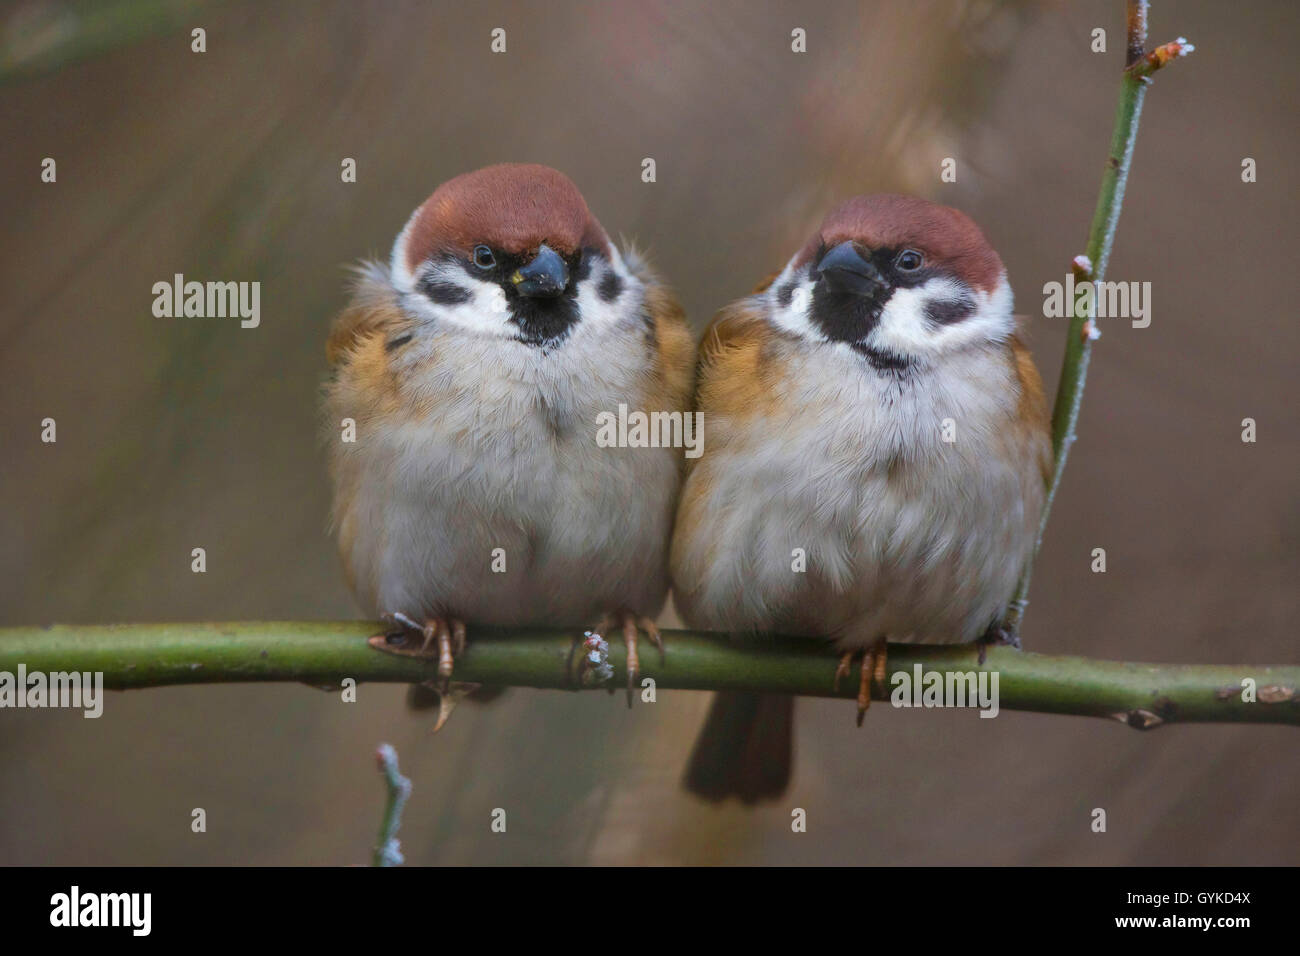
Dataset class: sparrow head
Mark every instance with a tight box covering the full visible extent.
[389,163,632,348]
[766,194,1012,371]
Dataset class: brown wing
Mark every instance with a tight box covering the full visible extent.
[694,294,783,415]
[695,265,784,376]
[325,264,409,367]
[1009,334,1053,485]
[641,275,695,413]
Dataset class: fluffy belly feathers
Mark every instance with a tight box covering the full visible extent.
[330,349,681,627]
[672,348,1047,646]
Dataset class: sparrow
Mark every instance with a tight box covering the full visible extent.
[671,194,1052,802]
[324,163,693,713]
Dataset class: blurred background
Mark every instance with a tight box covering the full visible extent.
[0,0,1296,865]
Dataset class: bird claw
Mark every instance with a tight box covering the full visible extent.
[836,641,888,726]
[975,623,1021,666]
[368,612,469,693]
[834,650,854,692]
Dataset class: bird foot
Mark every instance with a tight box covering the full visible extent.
[834,639,888,726]
[975,623,1021,666]
[368,612,468,692]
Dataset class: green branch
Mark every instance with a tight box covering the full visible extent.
[0,622,1295,728]
[1004,0,1193,632]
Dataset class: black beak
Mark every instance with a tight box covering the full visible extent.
[815,241,885,297]
[511,243,569,299]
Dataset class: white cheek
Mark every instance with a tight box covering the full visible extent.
[766,257,821,341]
[398,261,515,340]
[869,274,1014,359]
[483,285,509,315]
[869,280,959,354]
[442,281,512,338]
[575,252,642,331]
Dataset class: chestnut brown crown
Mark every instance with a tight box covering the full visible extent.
[402,163,610,273]
[795,194,1003,294]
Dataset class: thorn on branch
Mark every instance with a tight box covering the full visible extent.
[431,681,482,733]
[1113,708,1165,730]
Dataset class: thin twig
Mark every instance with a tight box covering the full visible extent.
[372,743,411,867]
[1004,0,1194,633]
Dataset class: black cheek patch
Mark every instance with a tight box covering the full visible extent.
[775,282,795,308]
[419,277,472,306]
[923,296,975,325]
[598,270,623,303]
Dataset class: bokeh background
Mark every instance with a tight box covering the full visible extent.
[1,0,1296,864]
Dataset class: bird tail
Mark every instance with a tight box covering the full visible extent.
[683,692,794,803]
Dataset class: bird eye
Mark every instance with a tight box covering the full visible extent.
[896,249,924,272]
[472,245,496,270]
